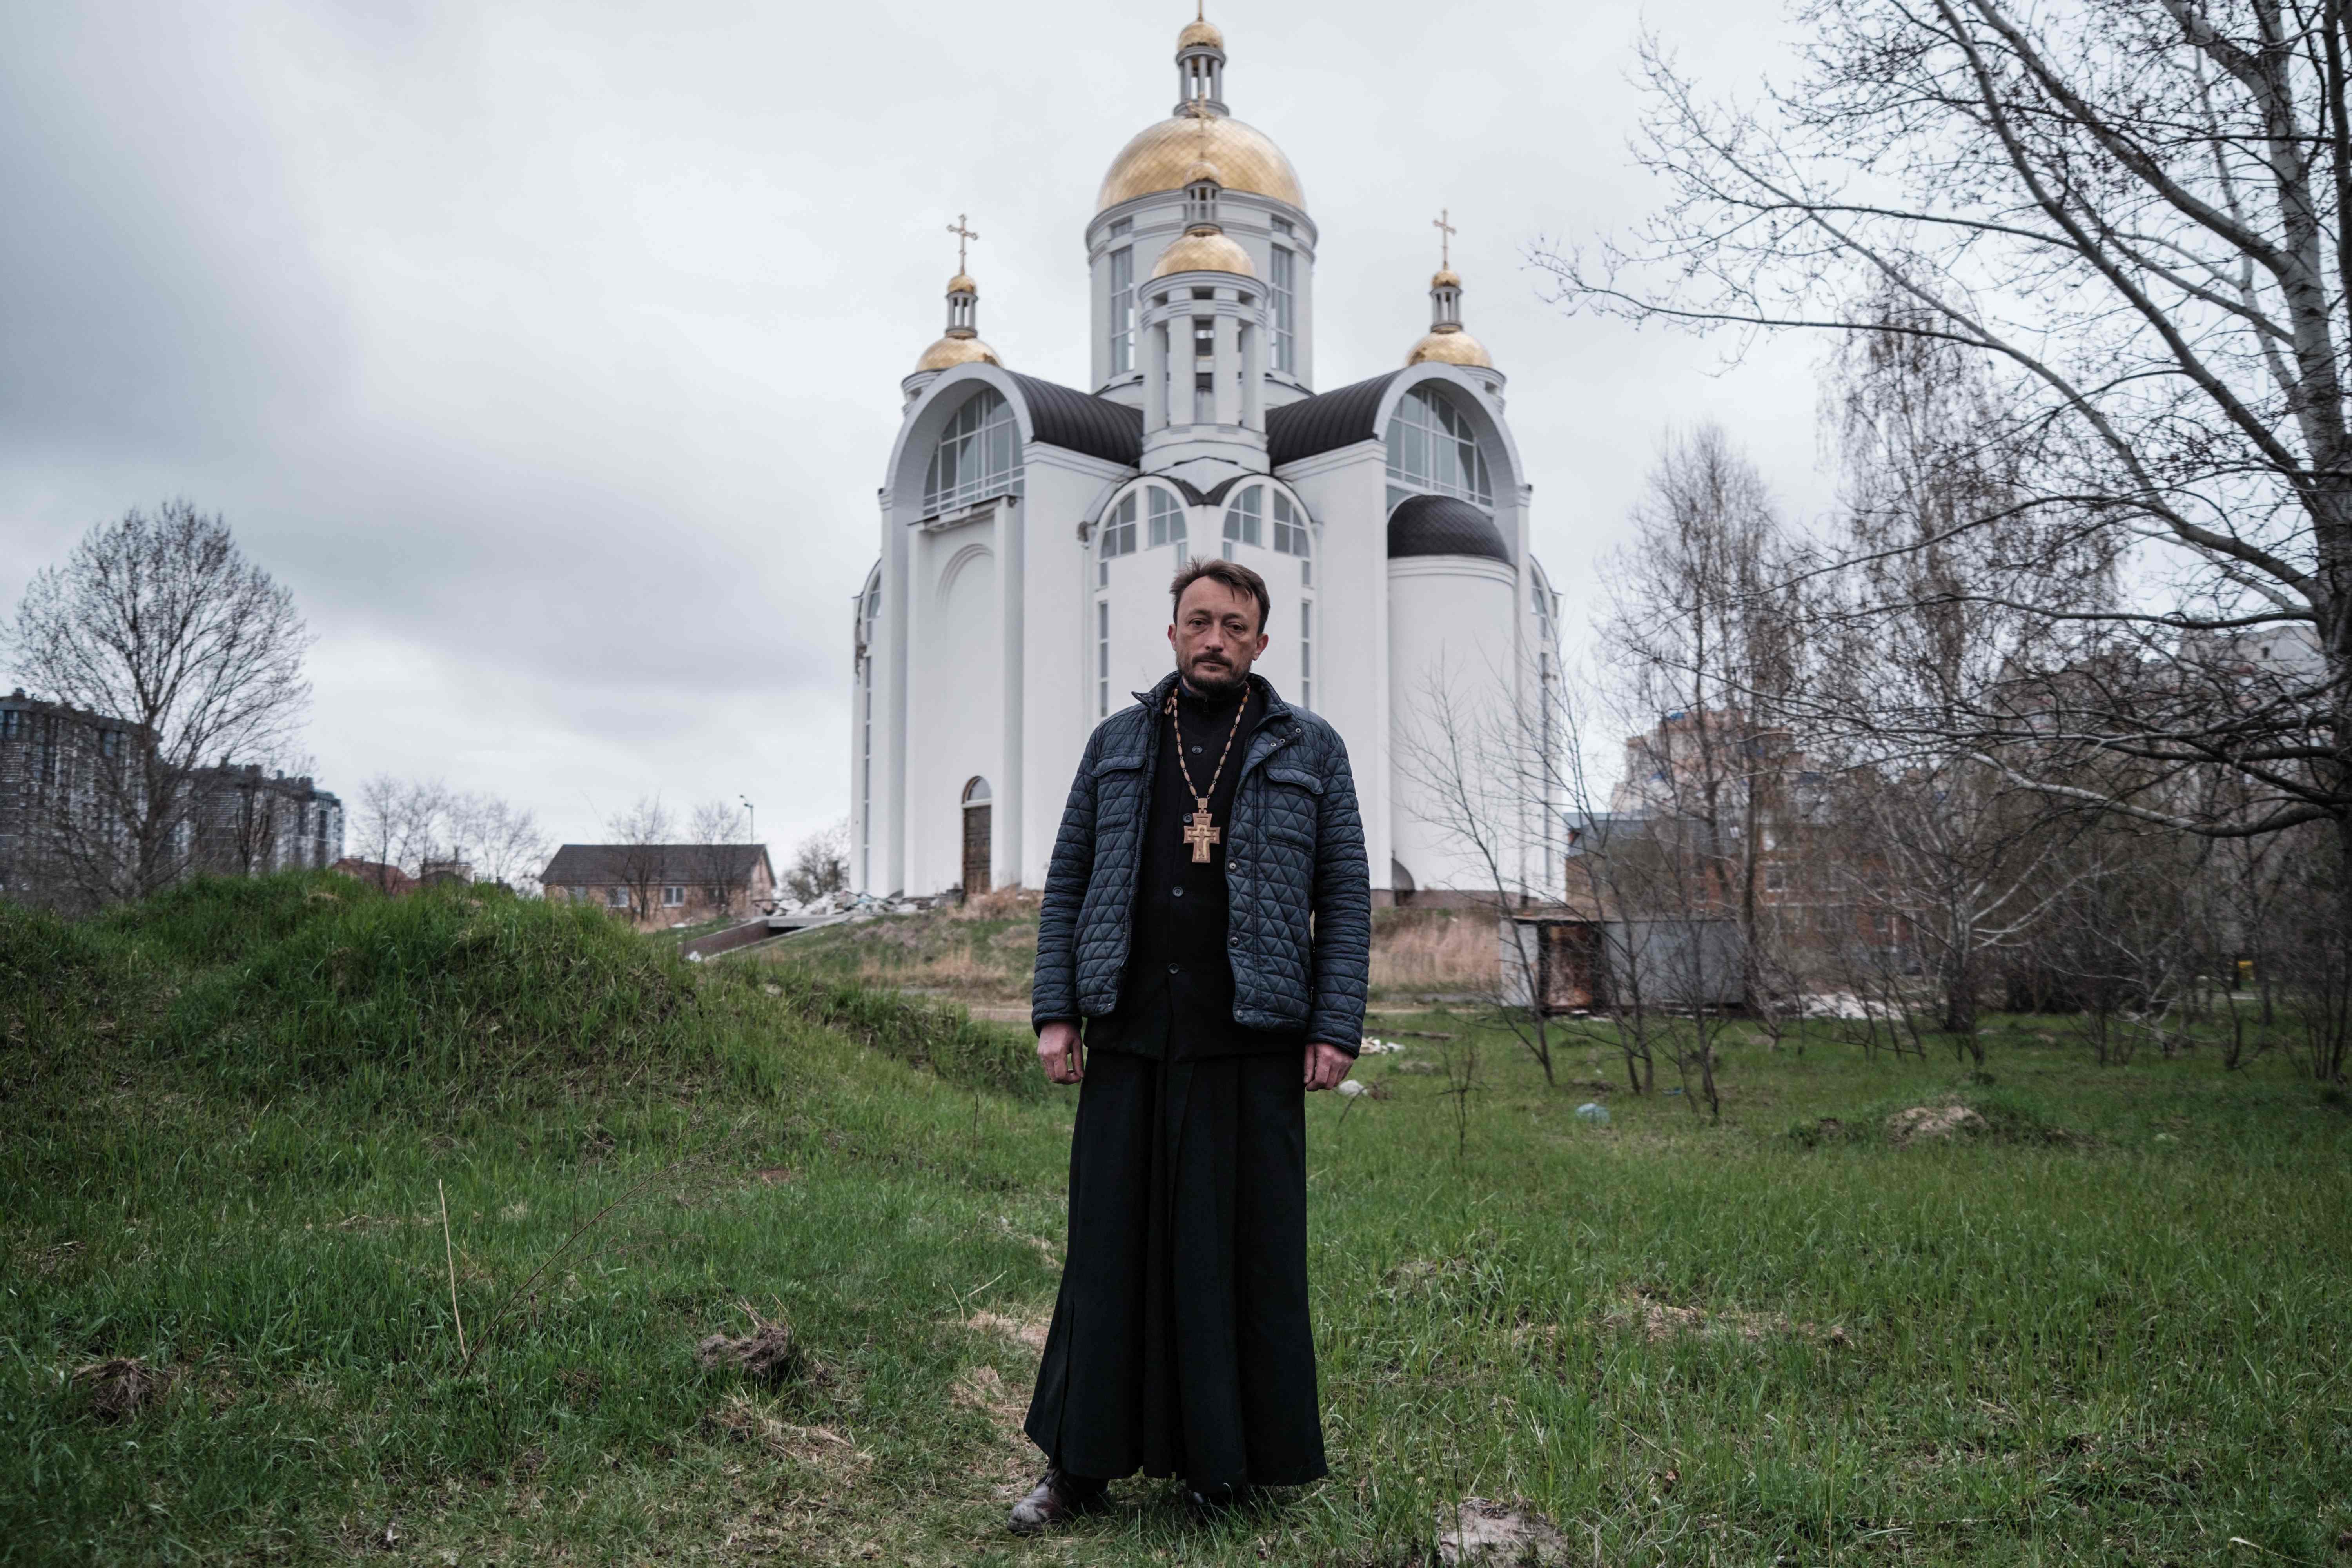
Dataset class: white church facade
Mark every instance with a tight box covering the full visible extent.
[851,16,1564,906]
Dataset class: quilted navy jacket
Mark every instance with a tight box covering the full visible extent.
[1031,670,1371,1053]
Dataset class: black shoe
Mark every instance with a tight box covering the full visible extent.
[1007,1467,1107,1534]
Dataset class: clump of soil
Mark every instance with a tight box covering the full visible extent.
[75,1357,176,1421]
[1886,1105,1988,1145]
[696,1318,807,1386]
[1437,1497,1571,1564]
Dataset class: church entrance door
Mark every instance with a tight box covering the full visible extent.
[960,777,991,897]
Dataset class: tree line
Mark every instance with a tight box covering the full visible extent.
[1417,2,2349,1100]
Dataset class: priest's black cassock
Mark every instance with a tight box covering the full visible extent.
[1022,678,1328,1492]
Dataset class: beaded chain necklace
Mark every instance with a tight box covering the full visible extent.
[1165,687,1249,863]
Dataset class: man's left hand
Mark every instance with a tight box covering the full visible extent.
[1303,1042,1354,1092]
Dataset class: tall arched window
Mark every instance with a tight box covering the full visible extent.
[1385,384,1493,512]
[1097,491,1137,587]
[1272,492,1310,584]
[1222,485,1262,557]
[1147,487,1187,554]
[922,389,1019,516]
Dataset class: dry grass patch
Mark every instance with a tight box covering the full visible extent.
[699,1392,873,1477]
[1369,910,1495,994]
[1596,1289,1849,1348]
[964,1309,1051,1353]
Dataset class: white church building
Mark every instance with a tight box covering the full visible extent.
[851,15,1564,906]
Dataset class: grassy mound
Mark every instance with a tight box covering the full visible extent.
[1,873,1034,1108]
[161,880,698,1098]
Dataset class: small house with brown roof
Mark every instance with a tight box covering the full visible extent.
[541,843,775,929]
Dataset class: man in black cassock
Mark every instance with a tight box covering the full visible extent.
[1011,557,1372,1532]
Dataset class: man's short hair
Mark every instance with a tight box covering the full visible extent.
[1169,557,1272,634]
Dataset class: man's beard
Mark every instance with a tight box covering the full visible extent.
[1183,652,1248,698]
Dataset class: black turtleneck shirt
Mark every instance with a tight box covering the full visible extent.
[1085,675,1307,1061]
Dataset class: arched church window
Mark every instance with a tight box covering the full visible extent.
[1385,385,1493,511]
[1271,492,1311,583]
[922,390,1020,517]
[1222,485,1263,558]
[1097,492,1138,587]
[962,777,991,805]
[1147,487,1186,552]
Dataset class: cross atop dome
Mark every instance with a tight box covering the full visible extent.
[1408,206,1491,368]
[911,212,998,379]
[946,212,980,278]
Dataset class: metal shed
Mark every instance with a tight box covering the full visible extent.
[1499,915,1745,1014]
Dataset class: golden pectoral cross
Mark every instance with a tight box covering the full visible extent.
[1183,804,1221,863]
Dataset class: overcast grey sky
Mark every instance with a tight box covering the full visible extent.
[0,0,1829,858]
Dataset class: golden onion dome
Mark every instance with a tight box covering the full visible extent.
[1431,267,1461,290]
[1151,228,1255,279]
[1183,158,1223,187]
[915,335,1001,373]
[1178,16,1225,50]
[1406,327,1494,369]
[1098,114,1304,212]
[946,272,978,295]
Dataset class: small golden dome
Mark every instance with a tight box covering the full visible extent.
[915,335,1001,373]
[1406,327,1493,368]
[947,272,978,295]
[1183,158,1223,187]
[1431,267,1461,290]
[1098,114,1304,212]
[1178,17,1224,50]
[1151,229,1255,279]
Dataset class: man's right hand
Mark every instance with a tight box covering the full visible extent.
[1037,1021,1085,1085]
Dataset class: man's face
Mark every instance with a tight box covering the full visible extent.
[1168,577,1269,697]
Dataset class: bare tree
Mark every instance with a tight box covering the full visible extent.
[1593,428,1810,1117]
[687,797,751,914]
[606,794,674,924]
[1604,428,1805,1016]
[1396,658,1560,1087]
[1802,293,2125,1047]
[349,775,448,890]
[1543,0,2352,966]
[7,500,311,905]
[782,818,850,909]
[444,792,551,895]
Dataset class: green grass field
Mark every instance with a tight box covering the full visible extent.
[4,875,2347,1564]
